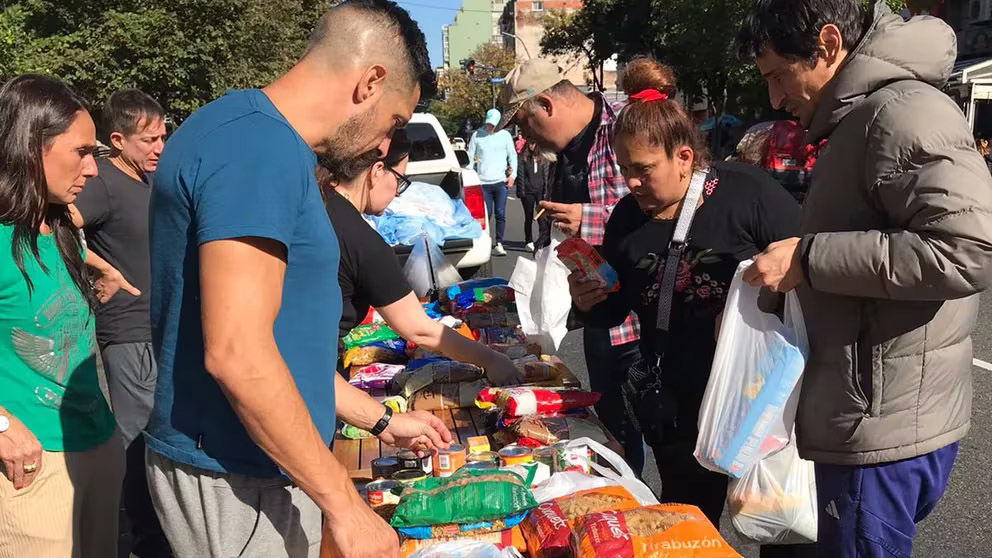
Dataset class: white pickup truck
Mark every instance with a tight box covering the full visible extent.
[396,112,492,278]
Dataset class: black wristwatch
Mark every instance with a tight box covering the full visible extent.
[369,406,393,437]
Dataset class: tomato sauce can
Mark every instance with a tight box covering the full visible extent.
[366,480,402,507]
[432,444,467,477]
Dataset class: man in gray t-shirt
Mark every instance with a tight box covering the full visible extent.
[71,88,170,558]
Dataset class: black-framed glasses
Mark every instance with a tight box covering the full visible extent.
[388,167,412,196]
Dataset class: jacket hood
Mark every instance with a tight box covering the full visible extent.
[806,3,957,142]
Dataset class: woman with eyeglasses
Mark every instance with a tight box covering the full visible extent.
[318,129,521,386]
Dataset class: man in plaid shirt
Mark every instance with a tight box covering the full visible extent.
[497,59,644,474]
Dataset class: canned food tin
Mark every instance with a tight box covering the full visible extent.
[553,441,593,474]
[498,445,534,466]
[533,446,557,468]
[366,479,402,507]
[466,451,500,465]
[461,461,498,471]
[432,444,467,477]
[371,456,400,480]
[391,468,428,486]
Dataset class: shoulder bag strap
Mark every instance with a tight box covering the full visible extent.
[655,169,709,332]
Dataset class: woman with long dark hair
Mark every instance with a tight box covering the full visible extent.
[0,75,124,558]
[569,60,814,557]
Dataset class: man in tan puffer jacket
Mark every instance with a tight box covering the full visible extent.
[738,1,992,556]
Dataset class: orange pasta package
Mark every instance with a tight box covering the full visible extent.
[522,486,641,558]
[571,504,742,558]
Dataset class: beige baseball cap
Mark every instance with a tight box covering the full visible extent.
[495,58,565,131]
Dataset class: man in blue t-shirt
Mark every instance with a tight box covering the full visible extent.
[146,2,449,557]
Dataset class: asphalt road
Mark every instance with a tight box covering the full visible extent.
[492,195,992,558]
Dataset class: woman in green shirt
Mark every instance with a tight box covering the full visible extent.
[0,75,124,558]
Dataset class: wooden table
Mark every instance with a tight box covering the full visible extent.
[333,367,606,481]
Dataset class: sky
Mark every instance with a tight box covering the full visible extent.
[395,0,467,68]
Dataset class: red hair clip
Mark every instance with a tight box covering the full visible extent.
[630,89,668,102]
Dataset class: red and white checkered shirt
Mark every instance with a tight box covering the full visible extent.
[583,94,640,346]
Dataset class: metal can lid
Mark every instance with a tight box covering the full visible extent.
[533,446,556,457]
[366,479,402,491]
[467,451,499,461]
[372,456,400,467]
[392,469,428,482]
[498,446,533,457]
[461,461,498,470]
[439,444,466,455]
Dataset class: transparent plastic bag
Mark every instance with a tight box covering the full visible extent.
[530,437,659,506]
[727,436,817,544]
[403,233,462,299]
[508,229,570,353]
[694,260,809,478]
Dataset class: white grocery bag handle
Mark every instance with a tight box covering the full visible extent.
[565,437,658,505]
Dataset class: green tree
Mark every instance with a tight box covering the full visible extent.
[0,0,333,122]
[540,1,621,91]
[428,42,516,138]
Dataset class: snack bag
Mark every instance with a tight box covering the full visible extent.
[521,487,641,558]
[390,470,538,539]
[399,527,527,558]
[342,342,407,368]
[348,363,406,390]
[508,416,610,446]
[572,504,742,558]
[464,312,522,329]
[475,387,601,417]
[443,278,509,303]
[393,360,484,399]
[477,326,528,346]
[555,238,619,293]
[518,361,567,382]
[342,322,400,351]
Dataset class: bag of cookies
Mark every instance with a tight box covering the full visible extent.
[521,486,641,558]
[572,504,742,558]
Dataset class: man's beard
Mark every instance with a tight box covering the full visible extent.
[315,110,380,184]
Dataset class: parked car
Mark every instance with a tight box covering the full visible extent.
[397,113,492,278]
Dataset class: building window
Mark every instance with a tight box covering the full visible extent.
[532,1,544,11]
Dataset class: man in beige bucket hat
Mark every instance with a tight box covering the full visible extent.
[496,57,646,475]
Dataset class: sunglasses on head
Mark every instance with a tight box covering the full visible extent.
[387,166,412,195]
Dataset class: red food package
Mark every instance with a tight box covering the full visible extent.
[522,487,641,558]
[572,504,742,558]
[475,386,601,417]
[555,238,620,293]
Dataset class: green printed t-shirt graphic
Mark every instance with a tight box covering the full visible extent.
[0,224,115,452]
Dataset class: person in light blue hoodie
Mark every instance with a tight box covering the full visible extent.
[468,108,517,255]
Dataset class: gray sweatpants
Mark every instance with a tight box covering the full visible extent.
[146,450,321,558]
[102,341,157,446]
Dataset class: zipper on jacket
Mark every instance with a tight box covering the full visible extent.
[853,338,875,416]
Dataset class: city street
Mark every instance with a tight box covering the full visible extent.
[491,195,992,557]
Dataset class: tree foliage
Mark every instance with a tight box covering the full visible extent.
[539,0,906,122]
[0,0,333,121]
[428,42,516,138]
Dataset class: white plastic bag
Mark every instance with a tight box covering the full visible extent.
[530,437,659,506]
[727,437,818,544]
[409,541,524,558]
[694,260,809,478]
[403,233,462,299]
[508,229,571,353]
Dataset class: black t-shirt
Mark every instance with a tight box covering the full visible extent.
[582,162,799,430]
[551,95,601,205]
[325,190,412,339]
[75,158,152,347]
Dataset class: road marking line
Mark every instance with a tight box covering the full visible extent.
[973,358,992,372]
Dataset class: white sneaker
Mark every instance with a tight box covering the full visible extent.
[525,242,535,252]
[494,243,507,256]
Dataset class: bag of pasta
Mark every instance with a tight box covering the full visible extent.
[521,486,640,558]
[572,504,742,558]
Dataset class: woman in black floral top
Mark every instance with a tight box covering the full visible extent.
[571,59,809,557]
